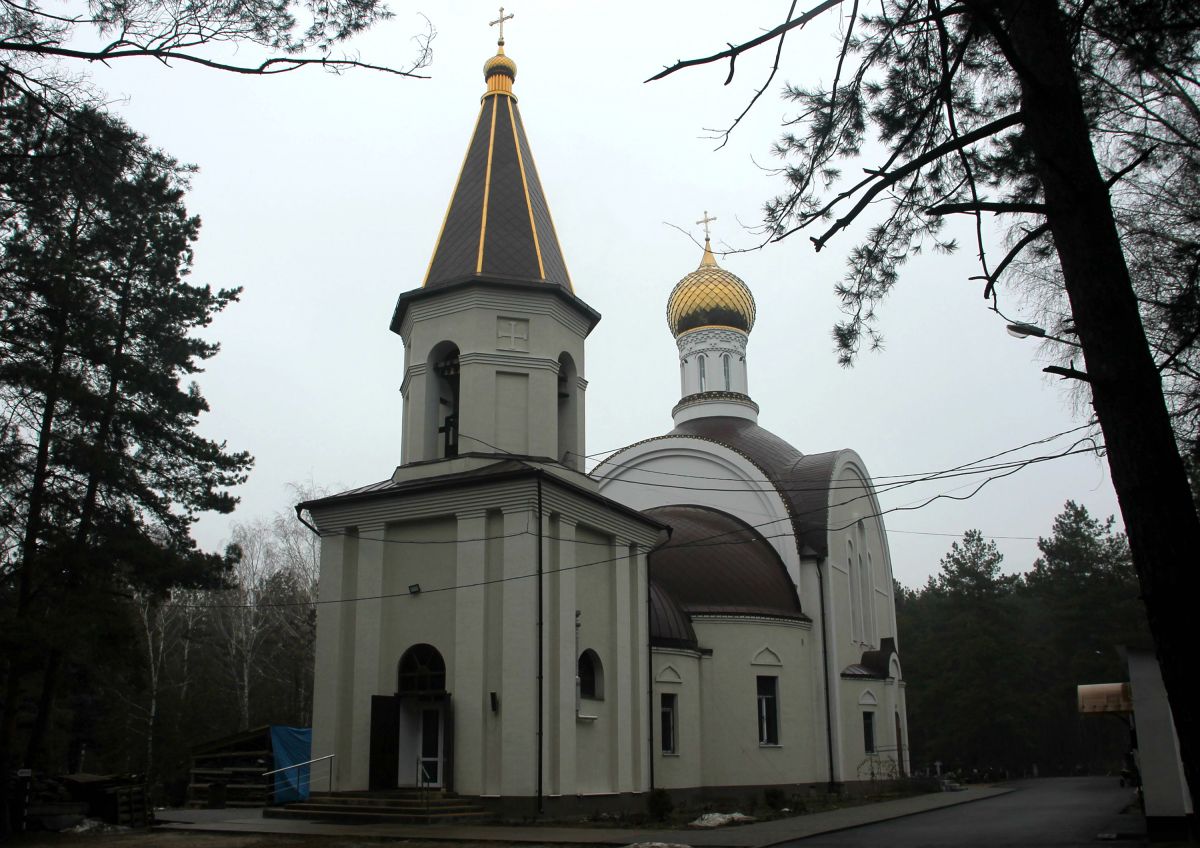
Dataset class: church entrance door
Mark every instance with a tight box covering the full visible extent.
[393,644,451,790]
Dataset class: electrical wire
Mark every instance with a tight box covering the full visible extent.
[573,422,1095,484]
[184,438,1103,611]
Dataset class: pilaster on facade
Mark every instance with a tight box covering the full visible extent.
[349,524,386,790]
[500,506,538,796]
[612,539,636,792]
[312,529,352,789]
[551,515,578,795]
[454,510,490,795]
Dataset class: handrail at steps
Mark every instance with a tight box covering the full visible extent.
[261,753,334,777]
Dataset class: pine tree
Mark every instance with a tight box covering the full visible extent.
[0,94,251,815]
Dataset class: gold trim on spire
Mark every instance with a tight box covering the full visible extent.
[422,104,486,286]
[508,97,545,279]
[514,109,574,291]
[476,97,499,273]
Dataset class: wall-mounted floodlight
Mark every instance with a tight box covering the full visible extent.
[408,583,422,595]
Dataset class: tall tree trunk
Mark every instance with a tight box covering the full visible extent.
[23,650,62,770]
[0,221,81,828]
[22,250,140,769]
[983,0,1200,814]
[0,329,66,775]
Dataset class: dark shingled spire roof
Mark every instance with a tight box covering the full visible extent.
[421,50,572,292]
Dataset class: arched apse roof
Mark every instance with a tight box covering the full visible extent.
[645,504,806,621]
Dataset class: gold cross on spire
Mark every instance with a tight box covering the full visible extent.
[490,6,514,44]
[696,210,717,240]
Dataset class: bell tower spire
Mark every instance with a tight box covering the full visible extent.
[391,24,599,471]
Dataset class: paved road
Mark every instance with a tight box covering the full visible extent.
[775,777,1142,848]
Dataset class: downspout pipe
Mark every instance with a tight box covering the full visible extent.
[295,503,319,536]
[536,471,544,816]
[648,557,654,792]
[645,527,672,792]
[816,556,837,791]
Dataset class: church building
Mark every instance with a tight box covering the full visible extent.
[303,28,908,812]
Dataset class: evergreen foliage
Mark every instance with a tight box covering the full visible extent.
[0,92,252,804]
[897,502,1150,776]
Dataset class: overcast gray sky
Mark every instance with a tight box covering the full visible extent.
[85,1,1122,589]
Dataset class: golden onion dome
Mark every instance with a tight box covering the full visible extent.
[666,238,756,336]
[484,45,517,81]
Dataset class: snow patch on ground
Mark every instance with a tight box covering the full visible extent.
[67,819,131,834]
[688,812,757,828]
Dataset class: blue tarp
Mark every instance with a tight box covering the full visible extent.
[269,725,312,804]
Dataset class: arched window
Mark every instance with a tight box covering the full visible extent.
[578,649,604,700]
[398,643,446,695]
[848,539,863,643]
[698,355,707,392]
[424,342,460,460]
[722,353,731,390]
[557,352,579,469]
[863,550,876,645]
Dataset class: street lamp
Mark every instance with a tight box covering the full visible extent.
[1005,321,1088,381]
[1006,322,1082,348]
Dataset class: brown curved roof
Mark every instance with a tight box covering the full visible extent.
[645,504,805,621]
[649,580,699,649]
[662,417,844,559]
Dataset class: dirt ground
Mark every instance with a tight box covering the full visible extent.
[6,832,533,848]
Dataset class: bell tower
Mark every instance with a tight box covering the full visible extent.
[390,25,598,471]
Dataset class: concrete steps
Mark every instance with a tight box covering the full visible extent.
[264,790,493,825]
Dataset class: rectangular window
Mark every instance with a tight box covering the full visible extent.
[757,676,779,745]
[661,694,678,754]
[863,711,876,754]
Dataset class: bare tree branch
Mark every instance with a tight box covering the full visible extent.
[645,0,845,84]
[0,41,430,77]
[925,200,1048,215]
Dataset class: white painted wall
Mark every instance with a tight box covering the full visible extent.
[308,471,658,799]
[690,618,819,787]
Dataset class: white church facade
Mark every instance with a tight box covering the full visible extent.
[302,32,908,812]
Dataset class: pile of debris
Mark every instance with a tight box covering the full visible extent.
[13,772,149,832]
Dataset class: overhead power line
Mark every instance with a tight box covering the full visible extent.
[187,432,1102,610]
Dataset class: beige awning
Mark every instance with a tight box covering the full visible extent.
[1077,682,1133,714]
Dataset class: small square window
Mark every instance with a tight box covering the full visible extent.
[661,694,677,755]
[757,676,779,745]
